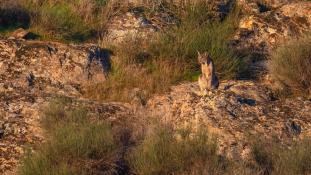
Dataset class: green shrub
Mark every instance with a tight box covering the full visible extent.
[19,98,120,175]
[148,4,244,80]
[26,1,96,42]
[273,139,311,175]
[251,138,311,175]
[127,126,226,175]
[269,33,311,97]
[0,0,115,42]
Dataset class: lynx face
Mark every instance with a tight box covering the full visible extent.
[197,52,211,65]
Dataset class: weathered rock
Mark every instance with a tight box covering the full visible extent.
[9,28,29,40]
[0,38,129,174]
[146,81,311,160]
[232,1,311,60]
[106,12,158,43]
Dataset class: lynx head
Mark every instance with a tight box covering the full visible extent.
[197,51,211,65]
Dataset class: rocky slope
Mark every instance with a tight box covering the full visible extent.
[0,39,131,174]
[1,0,311,174]
[234,1,311,60]
[146,81,311,160]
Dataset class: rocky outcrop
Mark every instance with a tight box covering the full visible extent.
[0,39,112,94]
[0,38,131,174]
[106,11,158,43]
[147,81,311,160]
[233,1,311,59]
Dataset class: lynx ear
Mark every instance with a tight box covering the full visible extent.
[197,50,201,56]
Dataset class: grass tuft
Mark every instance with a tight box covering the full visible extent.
[269,33,311,97]
[19,98,120,175]
[127,125,226,175]
[86,2,245,102]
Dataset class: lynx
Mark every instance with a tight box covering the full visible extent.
[198,52,219,94]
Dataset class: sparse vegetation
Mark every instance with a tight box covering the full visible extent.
[252,138,311,175]
[0,0,122,42]
[86,2,245,102]
[127,126,225,175]
[2,1,310,175]
[19,98,120,175]
[269,33,311,97]
[18,98,311,175]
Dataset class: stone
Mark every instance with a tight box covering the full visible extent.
[232,2,311,60]
[285,120,301,135]
[237,97,256,106]
[10,28,29,40]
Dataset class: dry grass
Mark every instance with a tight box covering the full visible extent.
[19,98,121,175]
[269,33,311,97]
[251,138,311,175]
[19,99,311,175]
[85,3,245,102]
[127,125,227,175]
[85,37,189,102]
[0,0,129,42]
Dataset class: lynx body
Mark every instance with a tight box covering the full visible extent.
[198,52,219,94]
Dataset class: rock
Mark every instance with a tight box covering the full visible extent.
[106,12,158,43]
[237,97,256,106]
[0,38,128,174]
[10,28,29,40]
[285,120,301,135]
[232,2,311,60]
[146,80,311,160]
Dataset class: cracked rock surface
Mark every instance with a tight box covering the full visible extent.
[147,81,311,160]
[0,39,131,174]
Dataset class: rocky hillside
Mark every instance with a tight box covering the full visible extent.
[0,39,131,174]
[0,0,311,174]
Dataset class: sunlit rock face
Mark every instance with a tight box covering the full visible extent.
[147,81,311,160]
[233,1,311,59]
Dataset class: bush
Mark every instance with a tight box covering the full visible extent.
[19,98,120,175]
[127,126,226,175]
[273,139,311,175]
[251,138,311,175]
[148,3,244,80]
[269,33,311,97]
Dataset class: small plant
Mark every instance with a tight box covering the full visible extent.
[269,33,311,97]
